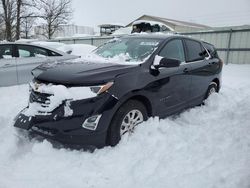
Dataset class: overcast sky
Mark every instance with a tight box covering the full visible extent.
[72,0,250,28]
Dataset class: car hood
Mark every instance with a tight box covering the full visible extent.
[32,61,138,86]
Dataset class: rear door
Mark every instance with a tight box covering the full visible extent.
[0,44,17,86]
[183,39,212,106]
[16,44,49,84]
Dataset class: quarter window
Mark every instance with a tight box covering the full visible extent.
[49,50,62,56]
[203,43,218,58]
[159,39,185,62]
[185,40,204,62]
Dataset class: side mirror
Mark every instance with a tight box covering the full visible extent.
[153,55,181,69]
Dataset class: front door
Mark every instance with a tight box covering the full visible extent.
[16,44,49,84]
[0,44,17,86]
[151,39,192,117]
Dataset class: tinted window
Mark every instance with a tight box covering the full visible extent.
[185,40,204,62]
[0,45,13,59]
[203,42,218,58]
[18,45,48,58]
[159,39,185,62]
[48,50,62,56]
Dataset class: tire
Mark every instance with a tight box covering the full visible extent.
[107,100,148,146]
[205,82,218,100]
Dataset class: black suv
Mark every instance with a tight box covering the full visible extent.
[14,34,222,149]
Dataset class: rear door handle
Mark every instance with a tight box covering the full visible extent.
[183,68,189,73]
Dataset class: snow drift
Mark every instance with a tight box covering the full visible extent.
[0,64,250,188]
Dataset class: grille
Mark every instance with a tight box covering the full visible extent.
[29,89,52,105]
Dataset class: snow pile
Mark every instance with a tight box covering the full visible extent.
[58,44,96,57]
[0,64,250,188]
[31,41,66,49]
[112,26,133,35]
[133,20,174,31]
[24,82,96,116]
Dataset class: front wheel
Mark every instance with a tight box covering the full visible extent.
[107,100,148,146]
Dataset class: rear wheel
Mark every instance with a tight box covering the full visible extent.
[205,82,218,99]
[107,100,148,146]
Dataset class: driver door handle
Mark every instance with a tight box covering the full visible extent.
[183,68,189,73]
[3,63,11,67]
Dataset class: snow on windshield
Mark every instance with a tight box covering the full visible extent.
[82,37,161,65]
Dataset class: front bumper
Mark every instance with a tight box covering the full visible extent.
[14,93,118,148]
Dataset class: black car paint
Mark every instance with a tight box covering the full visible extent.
[14,35,222,148]
[32,62,139,86]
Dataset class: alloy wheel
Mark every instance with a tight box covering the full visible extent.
[120,109,144,136]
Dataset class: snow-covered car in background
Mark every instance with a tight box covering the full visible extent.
[30,41,97,56]
[0,42,78,86]
[57,44,97,57]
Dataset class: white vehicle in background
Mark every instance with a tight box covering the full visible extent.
[0,42,78,87]
[31,41,97,56]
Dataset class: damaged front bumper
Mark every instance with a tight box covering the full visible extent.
[14,92,118,148]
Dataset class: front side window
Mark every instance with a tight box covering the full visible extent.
[159,39,185,62]
[93,38,162,63]
[185,39,204,62]
[18,45,48,58]
[0,45,13,59]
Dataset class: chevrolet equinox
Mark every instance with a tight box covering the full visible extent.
[14,34,223,149]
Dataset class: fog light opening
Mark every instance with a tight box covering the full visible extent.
[82,115,102,130]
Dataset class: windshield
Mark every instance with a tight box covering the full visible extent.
[92,38,161,64]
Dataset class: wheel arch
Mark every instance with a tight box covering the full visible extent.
[111,92,153,120]
[128,95,153,117]
[211,78,220,92]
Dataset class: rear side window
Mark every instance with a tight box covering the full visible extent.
[17,45,49,58]
[159,39,185,62]
[185,39,204,62]
[0,45,13,59]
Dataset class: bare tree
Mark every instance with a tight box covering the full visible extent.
[15,0,21,40]
[1,0,16,41]
[21,16,36,38]
[16,0,37,40]
[0,11,4,40]
[38,0,72,39]
[0,0,38,40]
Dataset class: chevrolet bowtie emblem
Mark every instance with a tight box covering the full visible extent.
[34,83,40,90]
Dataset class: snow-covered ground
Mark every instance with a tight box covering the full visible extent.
[0,64,250,188]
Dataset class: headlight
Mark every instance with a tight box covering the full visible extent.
[90,82,114,95]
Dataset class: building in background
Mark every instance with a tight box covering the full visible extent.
[34,24,94,39]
